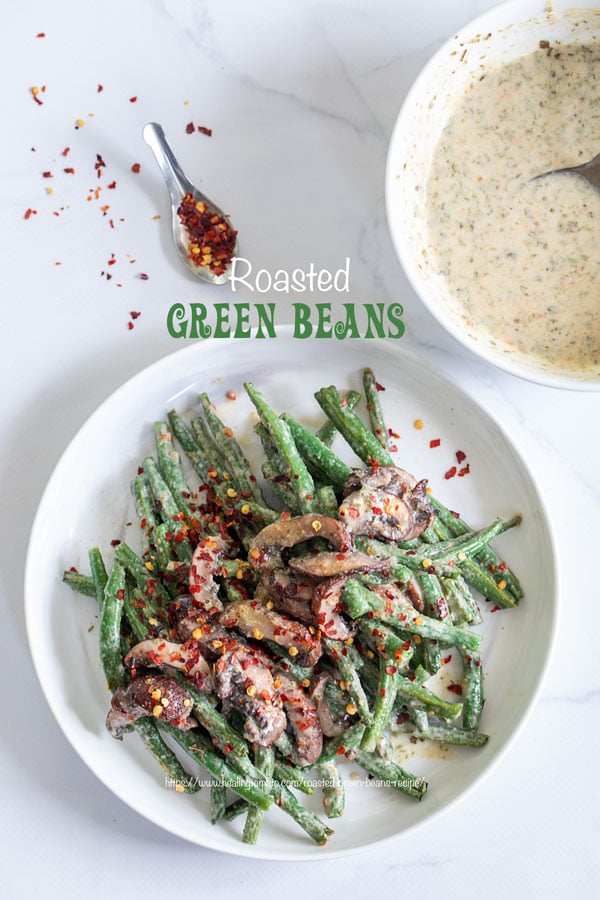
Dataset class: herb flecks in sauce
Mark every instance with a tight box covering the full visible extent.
[426,42,600,377]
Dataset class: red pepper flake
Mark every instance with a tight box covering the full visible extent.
[138,272,149,280]
[110,539,122,547]
[129,96,138,103]
[129,310,141,319]
[36,32,45,37]
[442,654,452,665]
[185,121,195,134]
[97,84,104,92]
[388,427,400,439]
[107,180,117,189]
[127,321,134,330]
[456,450,467,463]
[498,562,507,572]
[61,147,70,157]
[396,711,410,725]
[490,605,501,613]
[375,381,385,391]
[131,163,141,173]
[197,125,212,136]
[447,683,463,695]
[177,191,237,277]
[429,438,441,448]
[458,464,470,477]
[63,167,75,174]
[42,171,53,178]
[24,208,37,219]
[226,389,237,401]
[444,466,457,480]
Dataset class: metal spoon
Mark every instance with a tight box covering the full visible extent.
[533,151,600,191]
[142,122,237,284]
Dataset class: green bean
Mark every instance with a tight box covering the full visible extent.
[319,722,366,764]
[280,413,352,494]
[200,393,265,505]
[361,655,399,752]
[100,562,128,692]
[135,718,200,794]
[88,547,108,612]
[114,541,171,611]
[460,648,484,730]
[243,745,275,843]
[314,385,393,467]
[123,586,152,642]
[431,497,524,602]
[352,749,427,800]
[425,516,522,564]
[344,580,482,652]
[319,761,345,819]
[161,724,271,808]
[441,574,483,626]
[459,557,518,608]
[316,389,361,447]
[245,382,317,513]
[154,421,195,517]
[273,760,315,795]
[363,368,392,450]
[211,781,228,824]
[391,720,489,747]
[323,638,372,724]
[131,473,160,556]
[315,484,339,516]
[270,781,334,845]
[62,570,96,598]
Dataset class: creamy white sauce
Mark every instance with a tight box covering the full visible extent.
[425,42,600,377]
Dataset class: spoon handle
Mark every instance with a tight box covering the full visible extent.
[143,122,195,204]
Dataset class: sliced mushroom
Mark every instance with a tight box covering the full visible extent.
[124,638,213,691]
[288,550,391,581]
[248,514,352,572]
[308,672,347,738]
[106,674,196,740]
[213,642,286,747]
[312,576,356,640]
[339,466,436,543]
[255,567,314,623]
[272,667,323,765]
[218,599,322,668]
[188,535,228,612]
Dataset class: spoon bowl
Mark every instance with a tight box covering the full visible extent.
[143,122,238,285]
[533,151,600,191]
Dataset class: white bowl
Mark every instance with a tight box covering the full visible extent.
[25,332,558,859]
[386,0,600,390]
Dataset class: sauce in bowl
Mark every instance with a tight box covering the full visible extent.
[425,41,600,378]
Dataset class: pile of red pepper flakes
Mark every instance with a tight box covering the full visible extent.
[177,191,237,277]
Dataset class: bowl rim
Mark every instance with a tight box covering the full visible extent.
[385,0,600,391]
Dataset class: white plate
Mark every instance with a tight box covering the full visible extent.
[25,331,558,859]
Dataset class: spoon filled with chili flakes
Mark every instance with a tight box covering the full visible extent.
[143,122,238,284]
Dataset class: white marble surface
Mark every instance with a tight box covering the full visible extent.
[2,0,597,895]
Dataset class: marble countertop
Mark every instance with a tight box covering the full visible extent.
[2,0,597,895]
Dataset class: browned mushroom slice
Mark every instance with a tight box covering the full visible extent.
[218,599,321,667]
[188,535,229,612]
[312,576,356,640]
[255,568,314,623]
[213,642,286,747]
[288,550,391,580]
[308,672,347,737]
[248,514,352,572]
[106,674,196,740]
[339,466,436,543]
[273,668,323,765]
[124,638,213,692]
[167,594,213,641]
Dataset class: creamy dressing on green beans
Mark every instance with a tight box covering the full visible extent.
[425,42,600,377]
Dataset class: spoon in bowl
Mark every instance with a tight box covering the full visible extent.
[533,151,600,191]
[142,122,238,284]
